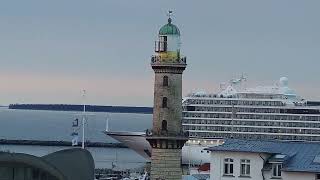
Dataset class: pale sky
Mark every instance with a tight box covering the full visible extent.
[0,0,319,106]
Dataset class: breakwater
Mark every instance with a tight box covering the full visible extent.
[0,139,127,148]
[8,104,153,114]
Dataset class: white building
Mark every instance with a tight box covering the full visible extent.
[206,139,320,180]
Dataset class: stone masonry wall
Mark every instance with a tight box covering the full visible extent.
[150,148,182,180]
[153,72,183,134]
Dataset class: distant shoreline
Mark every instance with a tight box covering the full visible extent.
[8,104,153,114]
[0,139,127,148]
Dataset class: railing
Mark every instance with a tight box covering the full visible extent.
[151,55,187,65]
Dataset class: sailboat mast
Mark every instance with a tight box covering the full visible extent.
[106,116,109,132]
[82,89,86,149]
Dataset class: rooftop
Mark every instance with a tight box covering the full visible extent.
[206,139,320,173]
[159,18,180,35]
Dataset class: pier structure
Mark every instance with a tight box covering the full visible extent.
[146,12,188,180]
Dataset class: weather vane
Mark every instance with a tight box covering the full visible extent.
[167,10,173,19]
[167,10,173,23]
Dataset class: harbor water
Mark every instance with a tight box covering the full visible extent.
[0,107,152,169]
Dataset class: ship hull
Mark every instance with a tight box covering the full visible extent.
[104,131,223,165]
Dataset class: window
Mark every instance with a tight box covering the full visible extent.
[316,174,320,180]
[272,164,282,178]
[162,97,168,108]
[240,159,250,176]
[161,120,167,131]
[158,36,167,52]
[224,158,234,176]
[163,76,168,86]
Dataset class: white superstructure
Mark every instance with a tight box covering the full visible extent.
[104,131,222,165]
[182,77,320,141]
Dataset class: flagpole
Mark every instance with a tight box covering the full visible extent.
[106,117,109,132]
[82,89,86,149]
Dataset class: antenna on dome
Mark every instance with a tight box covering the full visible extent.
[167,10,173,23]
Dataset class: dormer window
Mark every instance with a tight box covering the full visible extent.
[272,164,282,178]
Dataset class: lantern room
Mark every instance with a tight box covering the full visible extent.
[155,13,181,61]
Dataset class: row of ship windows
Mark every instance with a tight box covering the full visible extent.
[183,113,320,121]
[238,94,284,99]
[190,94,284,100]
[183,119,320,128]
[185,106,281,113]
[185,99,285,106]
[184,126,320,134]
[185,106,320,115]
[187,132,320,141]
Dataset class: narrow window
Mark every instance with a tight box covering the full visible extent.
[163,76,168,86]
[159,36,167,52]
[240,159,250,176]
[162,120,167,131]
[163,36,167,51]
[272,164,282,178]
[224,158,234,176]
[162,97,167,108]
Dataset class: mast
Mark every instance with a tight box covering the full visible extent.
[105,114,109,132]
[82,89,86,149]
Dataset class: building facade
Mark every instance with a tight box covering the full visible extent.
[146,14,188,180]
[206,139,320,180]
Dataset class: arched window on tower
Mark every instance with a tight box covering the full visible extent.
[162,120,168,131]
[163,76,168,86]
[162,97,168,108]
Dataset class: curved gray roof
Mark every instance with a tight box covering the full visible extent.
[0,152,66,180]
[43,148,95,180]
[0,148,94,180]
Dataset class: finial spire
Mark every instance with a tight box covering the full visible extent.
[167,10,173,24]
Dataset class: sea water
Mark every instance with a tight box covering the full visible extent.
[0,107,152,169]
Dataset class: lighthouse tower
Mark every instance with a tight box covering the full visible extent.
[146,12,188,180]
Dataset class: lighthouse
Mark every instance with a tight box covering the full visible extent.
[146,12,188,180]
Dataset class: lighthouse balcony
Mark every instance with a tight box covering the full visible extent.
[145,129,189,140]
[151,55,187,66]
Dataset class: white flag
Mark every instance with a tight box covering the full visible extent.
[71,132,79,146]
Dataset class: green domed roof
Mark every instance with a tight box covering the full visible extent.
[159,18,180,35]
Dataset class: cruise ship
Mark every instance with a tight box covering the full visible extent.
[182,76,320,141]
[105,77,320,165]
